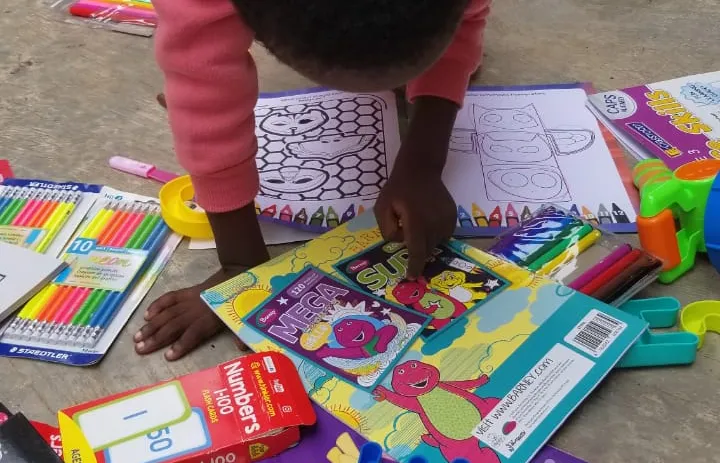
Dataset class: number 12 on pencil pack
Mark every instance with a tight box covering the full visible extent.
[0,187,182,366]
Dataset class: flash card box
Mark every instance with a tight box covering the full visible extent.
[57,352,316,463]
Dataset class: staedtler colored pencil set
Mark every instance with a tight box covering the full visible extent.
[0,179,100,256]
[0,187,181,366]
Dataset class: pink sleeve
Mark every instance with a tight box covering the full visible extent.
[154,0,259,213]
[406,0,491,106]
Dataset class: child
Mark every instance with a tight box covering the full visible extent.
[135,0,491,361]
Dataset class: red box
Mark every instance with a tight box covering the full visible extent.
[0,160,13,182]
[58,352,316,463]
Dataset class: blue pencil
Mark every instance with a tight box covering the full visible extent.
[0,187,19,214]
[84,221,170,347]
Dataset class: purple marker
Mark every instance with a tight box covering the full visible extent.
[568,243,633,290]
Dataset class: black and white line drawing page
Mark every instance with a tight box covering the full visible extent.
[444,84,638,235]
[253,89,400,232]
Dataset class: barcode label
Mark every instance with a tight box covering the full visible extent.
[564,309,626,358]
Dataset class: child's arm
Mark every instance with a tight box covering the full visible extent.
[155,0,262,243]
[375,0,491,278]
[134,0,268,362]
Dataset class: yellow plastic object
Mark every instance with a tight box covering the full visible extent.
[158,175,213,239]
[680,300,720,349]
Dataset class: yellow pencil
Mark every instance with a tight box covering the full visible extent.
[35,200,76,253]
[537,230,602,277]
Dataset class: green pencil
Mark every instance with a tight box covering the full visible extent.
[0,197,26,225]
[128,214,161,249]
[125,213,157,249]
[527,223,594,271]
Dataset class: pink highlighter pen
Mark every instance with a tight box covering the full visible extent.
[109,156,179,184]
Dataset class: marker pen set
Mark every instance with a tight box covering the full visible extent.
[487,205,662,306]
[0,179,100,256]
[0,187,182,366]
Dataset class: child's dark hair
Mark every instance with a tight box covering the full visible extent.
[232,0,470,72]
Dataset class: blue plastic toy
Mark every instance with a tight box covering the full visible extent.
[616,297,699,368]
[359,443,471,463]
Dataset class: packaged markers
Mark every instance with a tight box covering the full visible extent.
[0,179,100,257]
[0,187,182,366]
[486,205,662,306]
[49,0,156,37]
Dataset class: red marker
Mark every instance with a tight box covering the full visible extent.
[578,249,642,296]
[279,205,293,222]
[261,204,277,218]
[505,204,519,227]
[488,206,503,227]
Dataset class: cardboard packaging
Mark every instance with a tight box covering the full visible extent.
[58,352,316,463]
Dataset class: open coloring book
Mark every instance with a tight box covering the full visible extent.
[200,212,646,463]
[252,84,639,237]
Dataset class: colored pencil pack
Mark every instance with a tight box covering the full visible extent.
[51,0,156,37]
[487,205,663,306]
[0,179,100,257]
[0,187,182,366]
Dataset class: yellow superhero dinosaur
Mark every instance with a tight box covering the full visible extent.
[429,271,487,307]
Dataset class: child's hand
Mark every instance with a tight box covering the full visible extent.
[375,160,456,279]
[134,267,246,360]
[375,96,459,279]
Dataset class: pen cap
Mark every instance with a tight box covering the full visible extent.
[109,156,154,178]
[359,442,383,463]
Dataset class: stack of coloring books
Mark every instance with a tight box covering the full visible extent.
[201,211,647,463]
[587,70,720,169]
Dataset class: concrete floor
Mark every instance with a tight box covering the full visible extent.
[1,0,720,461]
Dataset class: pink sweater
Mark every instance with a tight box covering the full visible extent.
[154,0,490,212]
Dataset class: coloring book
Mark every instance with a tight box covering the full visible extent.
[201,212,646,463]
[587,70,720,169]
[251,85,638,238]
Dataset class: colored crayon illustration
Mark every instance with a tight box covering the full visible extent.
[335,242,507,339]
[2,200,170,348]
[455,201,634,234]
[244,267,430,390]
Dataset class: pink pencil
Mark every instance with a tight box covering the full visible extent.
[107,206,146,247]
[53,288,91,326]
[11,191,46,226]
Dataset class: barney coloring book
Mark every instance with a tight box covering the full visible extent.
[201,212,646,463]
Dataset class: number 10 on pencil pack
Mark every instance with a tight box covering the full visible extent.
[0,187,182,366]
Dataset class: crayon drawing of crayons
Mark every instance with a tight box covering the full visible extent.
[488,206,502,227]
[457,205,474,228]
[520,205,532,222]
[597,204,613,224]
[611,203,630,223]
[472,203,488,227]
[261,204,277,218]
[569,204,580,217]
[293,208,308,225]
[581,206,599,226]
[505,204,519,227]
[279,205,293,222]
[326,207,340,228]
[310,207,325,226]
[341,204,356,223]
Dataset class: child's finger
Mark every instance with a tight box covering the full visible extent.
[144,290,181,320]
[403,214,428,280]
[376,204,403,243]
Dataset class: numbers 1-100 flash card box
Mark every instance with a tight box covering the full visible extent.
[57,352,317,463]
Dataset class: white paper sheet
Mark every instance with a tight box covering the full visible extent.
[446,84,637,233]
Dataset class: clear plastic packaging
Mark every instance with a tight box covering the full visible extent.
[50,0,156,37]
[486,204,662,307]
